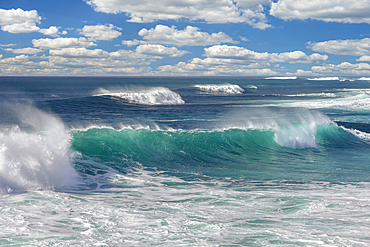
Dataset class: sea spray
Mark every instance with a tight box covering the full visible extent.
[218,107,331,149]
[0,105,78,193]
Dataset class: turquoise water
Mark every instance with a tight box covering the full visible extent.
[0,76,370,245]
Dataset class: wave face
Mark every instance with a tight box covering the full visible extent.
[0,106,78,193]
[195,84,244,94]
[94,87,185,105]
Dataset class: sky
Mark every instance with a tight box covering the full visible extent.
[1,0,370,77]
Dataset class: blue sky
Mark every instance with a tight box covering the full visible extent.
[1,0,370,76]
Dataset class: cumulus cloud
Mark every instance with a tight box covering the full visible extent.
[79,24,122,41]
[158,58,279,76]
[85,0,271,29]
[205,45,328,63]
[270,0,370,24]
[135,44,189,58]
[39,26,60,36]
[122,39,141,47]
[4,47,44,54]
[310,62,370,75]
[49,48,110,58]
[307,38,370,56]
[0,54,29,64]
[0,8,63,36]
[0,8,41,33]
[138,25,236,46]
[32,37,97,49]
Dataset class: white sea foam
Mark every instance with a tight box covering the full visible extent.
[307,77,339,81]
[265,76,297,80]
[94,87,185,105]
[0,106,78,193]
[194,84,244,94]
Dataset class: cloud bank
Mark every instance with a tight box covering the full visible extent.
[85,0,271,29]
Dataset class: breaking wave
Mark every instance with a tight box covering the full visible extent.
[0,106,78,193]
[194,84,244,94]
[307,77,340,81]
[94,87,185,105]
[265,76,297,80]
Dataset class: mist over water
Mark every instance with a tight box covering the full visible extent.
[1,77,370,245]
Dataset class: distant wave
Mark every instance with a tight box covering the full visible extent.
[265,76,297,80]
[358,77,370,81]
[194,84,244,94]
[286,92,337,98]
[94,87,185,105]
[307,77,339,81]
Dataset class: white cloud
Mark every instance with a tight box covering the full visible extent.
[0,44,17,47]
[0,54,29,64]
[32,37,97,49]
[357,56,370,61]
[39,26,60,36]
[158,58,279,76]
[0,8,61,36]
[307,38,370,56]
[79,24,122,41]
[122,39,141,47]
[49,48,110,58]
[85,0,271,29]
[135,44,189,58]
[270,0,370,24]
[138,25,236,46]
[0,8,41,33]
[4,47,44,54]
[205,45,328,63]
[309,62,370,76]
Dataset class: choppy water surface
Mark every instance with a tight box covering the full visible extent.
[1,76,370,246]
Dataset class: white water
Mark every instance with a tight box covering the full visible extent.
[307,77,340,81]
[1,169,370,246]
[280,92,370,111]
[0,106,78,193]
[94,87,185,105]
[194,84,245,94]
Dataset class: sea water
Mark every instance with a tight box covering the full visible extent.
[0,76,370,246]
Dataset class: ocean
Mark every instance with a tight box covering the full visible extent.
[0,76,370,246]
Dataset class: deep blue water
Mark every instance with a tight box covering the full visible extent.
[1,76,370,246]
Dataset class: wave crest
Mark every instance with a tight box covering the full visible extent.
[194,84,244,94]
[94,87,185,105]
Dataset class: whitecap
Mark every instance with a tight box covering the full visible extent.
[94,87,185,105]
[307,77,339,81]
[194,84,244,94]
